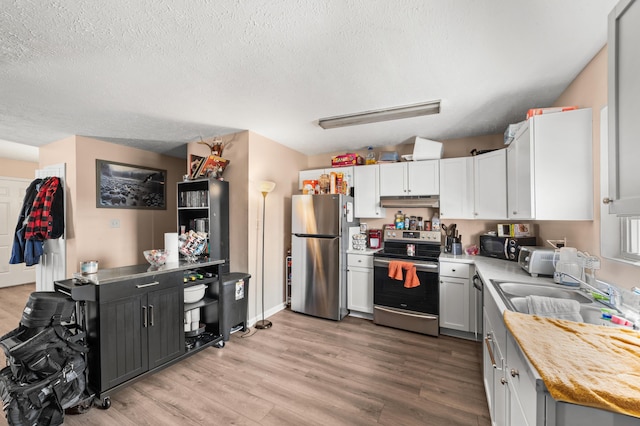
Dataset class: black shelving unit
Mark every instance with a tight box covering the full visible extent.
[177,178,230,273]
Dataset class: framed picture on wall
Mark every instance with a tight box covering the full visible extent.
[96,159,167,209]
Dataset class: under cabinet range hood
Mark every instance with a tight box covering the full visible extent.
[379,196,439,208]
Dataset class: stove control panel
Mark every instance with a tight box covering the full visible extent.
[383,230,441,243]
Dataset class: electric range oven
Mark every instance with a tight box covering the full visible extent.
[373,230,441,337]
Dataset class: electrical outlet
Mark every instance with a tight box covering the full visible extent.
[110,219,120,228]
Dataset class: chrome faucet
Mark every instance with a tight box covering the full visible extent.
[559,272,618,309]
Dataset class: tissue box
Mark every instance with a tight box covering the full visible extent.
[332,153,363,167]
[412,136,443,160]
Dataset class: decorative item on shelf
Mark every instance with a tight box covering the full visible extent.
[256,180,276,330]
[193,155,229,179]
[178,230,208,262]
[198,136,224,156]
[143,249,168,267]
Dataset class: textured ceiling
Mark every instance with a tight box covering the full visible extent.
[0,1,617,160]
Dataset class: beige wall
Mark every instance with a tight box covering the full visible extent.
[0,158,38,179]
[40,136,185,274]
[187,131,251,272]
[188,131,305,322]
[549,46,639,288]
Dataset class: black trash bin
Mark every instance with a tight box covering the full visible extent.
[214,272,251,341]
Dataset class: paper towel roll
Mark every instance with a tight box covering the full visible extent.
[164,232,179,262]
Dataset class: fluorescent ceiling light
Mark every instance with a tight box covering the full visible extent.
[318,100,441,129]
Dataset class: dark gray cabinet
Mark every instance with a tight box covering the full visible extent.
[87,272,184,393]
[55,260,226,407]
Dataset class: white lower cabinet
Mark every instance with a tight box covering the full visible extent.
[483,287,508,425]
[506,332,537,426]
[439,261,471,331]
[347,253,373,314]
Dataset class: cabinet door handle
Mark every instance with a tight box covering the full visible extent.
[149,305,154,326]
[484,334,497,368]
[142,306,147,328]
[510,368,519,378]
[500,377,507,385]
[137,281,160,288]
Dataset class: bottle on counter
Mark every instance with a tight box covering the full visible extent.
[330,172,337,194]
[394,210,405,230]
[431,213,440,231]
[319,174,330,194]
[366,146,377,165]
[409,216,417,230]
[417,216,423,231]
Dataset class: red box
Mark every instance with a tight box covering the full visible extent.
[331,153,363,167]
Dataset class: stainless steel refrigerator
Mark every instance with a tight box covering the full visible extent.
[291,194,357,320]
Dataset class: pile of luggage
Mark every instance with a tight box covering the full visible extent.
[0,292,90,425]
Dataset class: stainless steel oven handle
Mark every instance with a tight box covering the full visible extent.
[374,306,438,320]
[374,258,438,272]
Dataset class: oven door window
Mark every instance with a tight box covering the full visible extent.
[373,264,438,314]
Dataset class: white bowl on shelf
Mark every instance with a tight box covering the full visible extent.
[184,284,206,303]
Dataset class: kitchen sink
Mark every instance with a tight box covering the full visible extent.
[492,280,608,326]
[496,281,592,304]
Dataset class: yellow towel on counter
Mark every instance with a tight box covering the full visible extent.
[503,310,640,419]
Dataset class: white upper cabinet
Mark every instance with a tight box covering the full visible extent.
[507,108,593,220]
[353,165,385,218]
[439,157,474,220]
[607,0,640,215]
[379,160,439,197]
[474,149,507,220]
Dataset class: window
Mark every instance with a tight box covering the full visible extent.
[601,106,640,266]
[621,216,640,262]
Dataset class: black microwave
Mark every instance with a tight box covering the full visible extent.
[479,235,537,261]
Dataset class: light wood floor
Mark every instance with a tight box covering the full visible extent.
[0,284,490,425]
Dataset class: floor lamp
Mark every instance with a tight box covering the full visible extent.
[255,180,276,329]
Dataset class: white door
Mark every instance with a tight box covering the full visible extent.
[36,164,66,291]
[0,177,36,288]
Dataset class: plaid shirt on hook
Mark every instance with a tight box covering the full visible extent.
[25,177,60,241]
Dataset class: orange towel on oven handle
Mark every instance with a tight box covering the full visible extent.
[388,260,421,288]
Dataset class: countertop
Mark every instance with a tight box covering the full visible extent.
[465,254,640,420]
[346,248,381,255]
[62,258,226,286]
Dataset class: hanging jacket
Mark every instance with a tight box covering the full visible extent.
[10,179,42,265]
[25,177,62,241]
[10,177,64,266]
